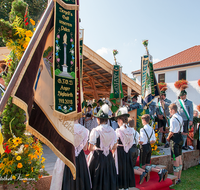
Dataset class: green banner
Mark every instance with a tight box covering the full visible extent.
[110,65,124,113]
[149,61,155,96]
[141,56,148,98]
[54,1,78,119]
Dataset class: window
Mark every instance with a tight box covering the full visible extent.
[158,73,165,83]
[178,70,186,80]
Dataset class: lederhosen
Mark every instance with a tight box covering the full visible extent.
[170,117,184,159]
[131,131,138,167]
[140,129,153,166]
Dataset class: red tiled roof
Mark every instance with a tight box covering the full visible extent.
[132,45,200,73]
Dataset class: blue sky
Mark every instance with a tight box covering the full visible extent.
[79,0,200,77]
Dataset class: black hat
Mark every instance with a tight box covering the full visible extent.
[179,85,188,97]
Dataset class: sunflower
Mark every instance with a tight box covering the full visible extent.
[12,137,22,146]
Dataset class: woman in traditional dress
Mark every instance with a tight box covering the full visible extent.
[115,107,136,189]
[50,119,91,190]
[88,104,118,190]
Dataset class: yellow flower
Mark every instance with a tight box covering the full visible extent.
[155,133,158,137]
[154,145,158,150]
[12,175,16,180]
[41,165,45,169]
[3,168,12,175]
[17,163,23,168]
[25,30,33,38]
[7,160,14,166]
[41,157,46,163]
[30,19,35,26]
[31,167,33,172]
[23,42,28,49]
[26,174,29,177]
[16,156,21,161]
[23,178,27,183]
[12,137,22,146]
[25,37,31,43]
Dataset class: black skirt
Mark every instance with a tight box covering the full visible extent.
[117,139,135,189]
[62,150,91,190]
[89,137,118,190]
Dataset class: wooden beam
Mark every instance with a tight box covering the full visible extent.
[84,94,92,100]
[83,58,90,62]
[83,72,109,90]
[89,77,99,100]
[84,64,110,82]
[83,80,92,87]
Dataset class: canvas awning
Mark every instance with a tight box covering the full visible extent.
[83,44,141,100]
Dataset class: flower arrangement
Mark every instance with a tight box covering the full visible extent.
[158,82,167,91]
[0,1,46,187]
[198,79,200,87]
[151,122,163,155]
[174,79,188,89]
[0,136,45,186]
[197,104,200,112]
[142,40,148,47]
[113,49,118,56]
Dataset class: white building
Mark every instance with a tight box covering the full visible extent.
[132,45,200,112]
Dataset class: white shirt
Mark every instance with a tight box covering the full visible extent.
[170,113,183,133]
[133,129,140,146]
[89,124,117,145]
[139,124,156,145]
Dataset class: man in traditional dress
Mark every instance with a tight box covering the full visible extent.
[167,103,183,184]
[174,86,193,150]
[129,95,141,111]
[156,88,171,147]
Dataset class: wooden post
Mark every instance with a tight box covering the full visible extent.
[193,123,197,150]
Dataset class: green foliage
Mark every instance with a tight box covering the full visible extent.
[0,0,48,47]
[9,0,27,23]
[55,69,61,75]
[136,109,146,132]
[70,71,75,78]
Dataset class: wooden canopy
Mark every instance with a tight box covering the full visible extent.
[0,46,141,101]
[83,45,141,100]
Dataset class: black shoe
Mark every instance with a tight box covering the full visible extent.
[158,170,164,182]
[162,169,168,181]
[164,143,169,148]
[145,168,150,182]
[139,172,147,184]
[145,170,150,182]
[182,146,188,150]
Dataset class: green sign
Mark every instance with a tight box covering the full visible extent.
[54,1,77,118]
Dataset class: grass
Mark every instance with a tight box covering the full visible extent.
[170,164,200,190]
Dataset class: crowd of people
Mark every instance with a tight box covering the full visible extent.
[50,84,200,190]
[50,103,170,190]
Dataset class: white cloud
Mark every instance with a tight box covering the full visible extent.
[153,58,160,63]
[96,47,112,56]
